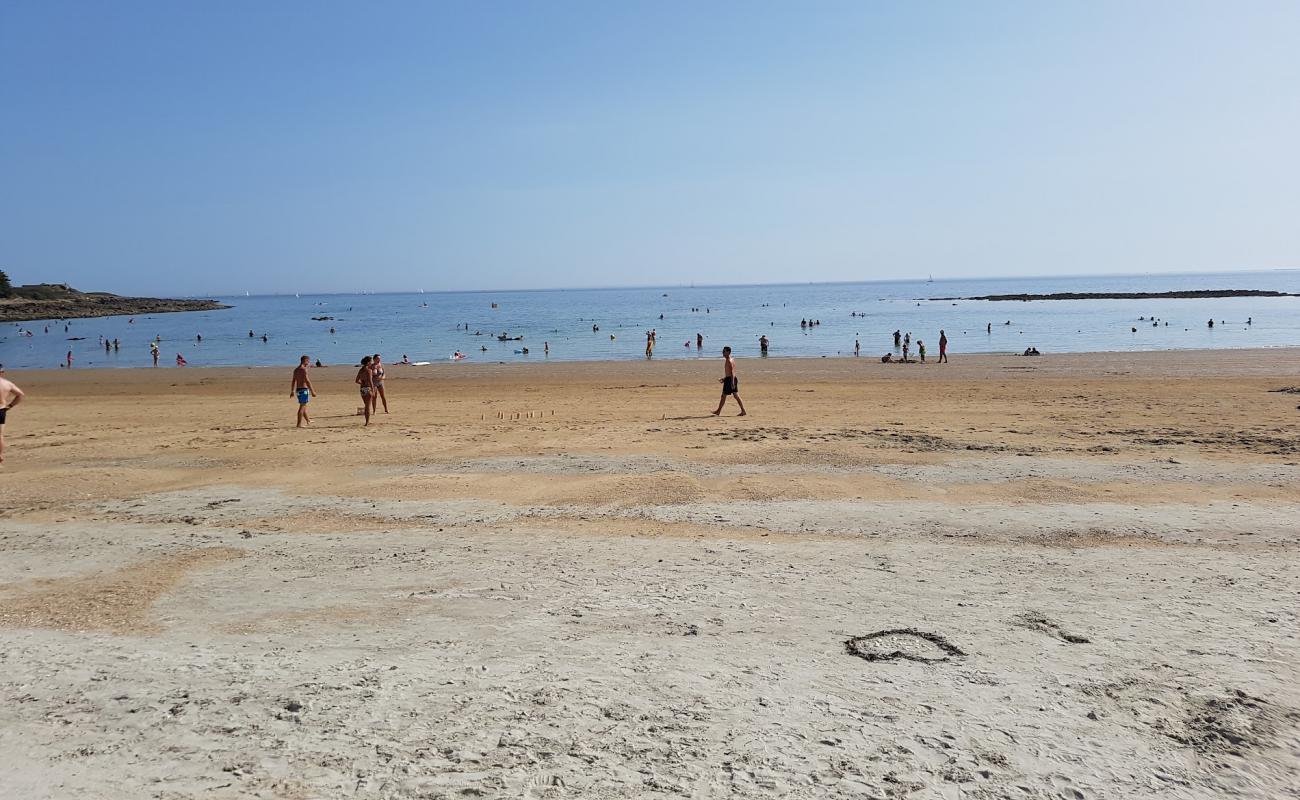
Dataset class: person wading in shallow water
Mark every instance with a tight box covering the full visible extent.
[712,346,747,417]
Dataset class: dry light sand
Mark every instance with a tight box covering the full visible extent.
[1,349,1298,799]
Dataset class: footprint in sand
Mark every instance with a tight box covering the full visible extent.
[844,628,965,663]
[1049,774,1089,799]
[1012,611,1091,644]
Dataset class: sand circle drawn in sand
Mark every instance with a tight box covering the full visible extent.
[844,628,966,664]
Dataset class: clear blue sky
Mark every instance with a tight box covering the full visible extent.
[2,1,1297,295]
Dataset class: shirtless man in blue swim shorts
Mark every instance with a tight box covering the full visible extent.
[291,355,316,427]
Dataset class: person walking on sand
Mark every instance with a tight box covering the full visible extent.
[918,340,926,362]
[712,346,747,417]
[356,356,376,425]
[0,367,26,464]
[938,330,948,363]
[291,355,316,427]
[372,354,389,413]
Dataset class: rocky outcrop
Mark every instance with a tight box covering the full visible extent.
[0,285,229,322]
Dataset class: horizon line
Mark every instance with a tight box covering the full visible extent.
[172,265,1300,299]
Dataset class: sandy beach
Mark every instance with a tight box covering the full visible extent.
[1,349,1298,799]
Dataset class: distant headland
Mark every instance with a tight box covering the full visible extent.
[932,289,1298,302]
[0,282,229,322]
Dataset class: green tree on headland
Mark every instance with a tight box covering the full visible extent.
[0,270,12,297]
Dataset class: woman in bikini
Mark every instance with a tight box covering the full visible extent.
[371,353,389,413]
[356,356,376,425]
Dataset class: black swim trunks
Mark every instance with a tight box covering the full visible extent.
[0,408,7,424]
[722,376,738,395]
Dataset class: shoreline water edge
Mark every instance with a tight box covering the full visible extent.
[3,272,1299,370]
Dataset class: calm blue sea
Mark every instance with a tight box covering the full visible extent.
[3,271,1298,370]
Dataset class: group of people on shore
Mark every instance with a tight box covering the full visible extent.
[290,353,390,427]
[281,318,957,428]
[286,346,748,426]
[884,329,949,363]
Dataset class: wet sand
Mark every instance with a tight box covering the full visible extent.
[2,349,1298,798]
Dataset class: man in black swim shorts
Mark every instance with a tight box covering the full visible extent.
[712,346,747,417]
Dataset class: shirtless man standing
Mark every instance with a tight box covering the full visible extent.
[0,367,26,464]
[291,355,316,427]
[356,356,376,425]
[712,346,747,417]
